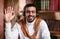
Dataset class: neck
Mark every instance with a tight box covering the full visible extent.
[27,18,36,23]
[27,21,33,23]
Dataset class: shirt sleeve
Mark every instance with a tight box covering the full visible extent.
[5,22,19,39]
[39,20,51,39]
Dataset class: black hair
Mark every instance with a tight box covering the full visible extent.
[23,4,37,16]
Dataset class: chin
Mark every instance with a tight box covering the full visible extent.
[28,20,34,23]
[27,18,35,23]
[28,21,33,23]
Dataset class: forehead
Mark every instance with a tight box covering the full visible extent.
[25,6,36,11]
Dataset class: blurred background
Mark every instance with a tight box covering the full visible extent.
[0,0,60,39]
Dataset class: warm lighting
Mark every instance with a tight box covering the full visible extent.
[55,12,60,20]
[19,0,26,10]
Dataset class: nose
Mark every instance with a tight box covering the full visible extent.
[29,12,33,15]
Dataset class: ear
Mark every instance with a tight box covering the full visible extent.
[36,13,39,17]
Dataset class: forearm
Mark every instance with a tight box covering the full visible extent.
[5,22,12,39]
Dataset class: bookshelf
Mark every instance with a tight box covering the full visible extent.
[38,11,60,39]
[32,0,60,11]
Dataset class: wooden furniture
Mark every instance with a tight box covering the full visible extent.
[38,11,60,39]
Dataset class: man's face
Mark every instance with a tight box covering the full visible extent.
[25,6,36,23]
[18,9,23,16]
[16,9,23,20]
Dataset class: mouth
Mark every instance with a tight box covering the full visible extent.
[27,15,35,21]
[27,16,35,23]
[28,16,34,19]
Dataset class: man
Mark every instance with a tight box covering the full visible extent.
[11,8,24,27]
[5,4,51,39]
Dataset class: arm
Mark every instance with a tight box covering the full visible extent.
[5,22,19,39]
[4,6,23,39]
[40,20,51,39]
[4,6,17,39]
[5,23,12,39]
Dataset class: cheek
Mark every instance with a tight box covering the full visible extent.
[33,13,36,17]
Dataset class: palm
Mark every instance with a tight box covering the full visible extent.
[5,6,15,22]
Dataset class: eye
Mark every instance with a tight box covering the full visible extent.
[25,10,36,13]
[31,11,36,13]
[26,11,30,13]
[25,10,30,13]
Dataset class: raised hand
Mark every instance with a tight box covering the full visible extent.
[5,6,15,23]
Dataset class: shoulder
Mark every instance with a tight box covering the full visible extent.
[35,18,43,23]
[40,20,47,26]
[38,19,48,28]
[36,18,44,24]
[36,17,46,25]
[17,17,26,24]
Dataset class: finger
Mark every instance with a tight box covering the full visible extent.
[7,6,10,11]
[11,7,14,14]
[11,7,13,11]
[6,6,10,13]
[9,6,12,11]
[7,6,11,13]
[5,9,7,14]
[9,6,14,14]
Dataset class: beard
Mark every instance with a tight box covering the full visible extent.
[26,15,36,23]
[27,18,35,23]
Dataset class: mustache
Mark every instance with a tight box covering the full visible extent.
[28,15,34,17]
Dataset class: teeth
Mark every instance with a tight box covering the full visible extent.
[30,17,32,18]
